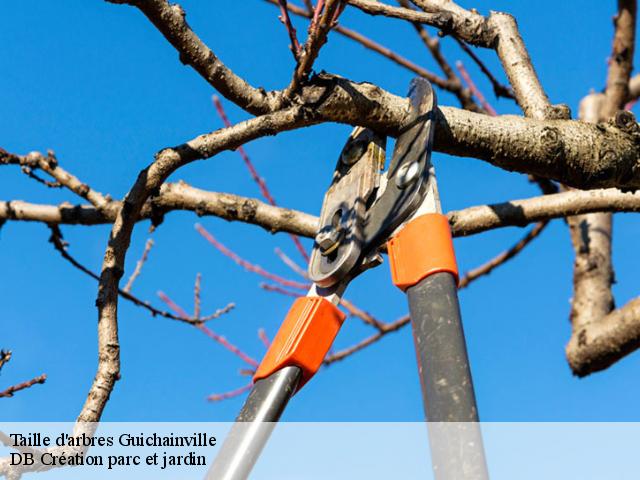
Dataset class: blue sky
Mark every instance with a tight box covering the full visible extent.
[1,0,639,422]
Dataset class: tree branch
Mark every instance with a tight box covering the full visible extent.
[0,375,46,399]
[106,0,279,114]
[6,186,640,240]
[458,221,548,288]
[1,149,108,208]
[566,0,638,377]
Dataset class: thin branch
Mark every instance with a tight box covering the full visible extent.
[107,0,277,114]
[1,149,108,208]
[396,0,481,111]
[260,282,304,297]
[454,37,515,99]
[194,273,202,319]
[274,247,309,278]
[258,328,271,348]
[48,225,231,324]
[196,223,310,290]
[277,0,302,60]
[339,298,385,330]
[325,315,409,364]
[208,383,253,402]
[458,221,549,288]
[346,0,453,30]
[123,238,154,293]
[285,0,344,97]
[0,351,11,374]
[197,325,260,368]
[211,96,309,261]
[0,374,46,399]
[265,0,457,100]
[456,60,497,116]
[155,291,257,367]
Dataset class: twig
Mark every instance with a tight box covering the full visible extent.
[196,223,310,290]
[260,282,305,297]
[274,247,309,278]
[123,238,154,293]
[265,0,452,98]
[197,325,260,367]
[396,0,481,112]
[0,374,46,398]
[194,273,202,319]
[258,328,271,348]
[339,298,385,330]
[1,149,108,208]
[456,60,497,116]
[208,383,253,402]
[458,221,549,288]
[325,315,409,364]
[285,0,344,96]
[455,38,515,99]
[48,225,231,324]
[211,96,309,261]
[277,0,302,60]
[156,292,258,367]
[0,351,11,374]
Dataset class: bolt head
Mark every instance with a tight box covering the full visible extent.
[396,161,419,188]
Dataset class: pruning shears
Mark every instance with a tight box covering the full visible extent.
[208,78,489,480]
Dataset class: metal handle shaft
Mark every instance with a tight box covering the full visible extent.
[206,366,302,480]
[406,272,489,480]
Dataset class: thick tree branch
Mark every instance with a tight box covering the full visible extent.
[566,0,638,377]
[7,186,640,241]
[603,0,637,119]
[447,188,640,236]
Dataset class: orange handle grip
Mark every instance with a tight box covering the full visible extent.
[253,297,346,390]
[387,213,459,291]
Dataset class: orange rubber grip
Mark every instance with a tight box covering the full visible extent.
[387,213,459,291]
[253,297,346,390]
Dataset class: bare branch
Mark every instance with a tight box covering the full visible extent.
[447,188,640,236]
[346,0,455,31]
[123,238,154,293]
[195,223,310,290]
[285,0,344,97]
[7,186,640,241]
[325,315,408,364]
[48,225,231,324]
[212,96,309,260]
[1,149,107,208]
[274,247,309,278]
[566,0,638,377]
[458,221,548,288]
[456,60,497,115]
[194,273,202,320]
[155,291,255,370]
[396,0,481,111]
[208,383,253,402]
[602,0,637,120]
[107,0,278,114]
[0,351,11,374]
[339,298,385,330]
[266,0,452,95]
[0,374,46,399]
[277,0,303,60]
[454,37,514,100]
